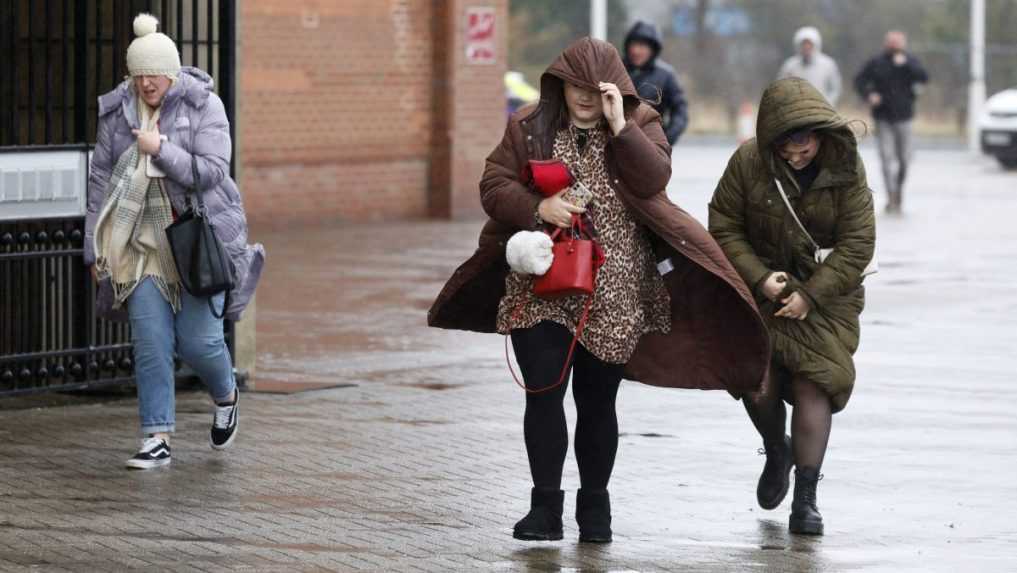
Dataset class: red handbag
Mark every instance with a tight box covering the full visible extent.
[533,215,603,299]
[506,214,606,394]
[525,159,574,198]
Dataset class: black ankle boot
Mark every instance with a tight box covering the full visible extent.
[756,435,793,510]
[576,488,612,543]
[789,467,824,535]
[513,488,564,541]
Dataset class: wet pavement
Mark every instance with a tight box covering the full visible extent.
[0,142,1015,571]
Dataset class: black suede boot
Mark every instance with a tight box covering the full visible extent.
[789,467,824,535]
[513,488,564,541]
[757,435,793,510]
[576,488,612,543]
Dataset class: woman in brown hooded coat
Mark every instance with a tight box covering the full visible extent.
[429,38,770,543]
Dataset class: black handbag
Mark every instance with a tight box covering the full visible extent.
[165,154,234,319]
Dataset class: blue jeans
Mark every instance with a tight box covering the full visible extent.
[127,278,235,435]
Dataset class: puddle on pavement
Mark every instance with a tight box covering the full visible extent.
[249,380,358,394]
[348,416,453,426]
[404,382,465,391]
[866,319,902,327]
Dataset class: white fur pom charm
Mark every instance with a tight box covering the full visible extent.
[506,231,554,276]
[133,13,159,37]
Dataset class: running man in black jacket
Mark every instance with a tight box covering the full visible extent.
[855,30,929,214]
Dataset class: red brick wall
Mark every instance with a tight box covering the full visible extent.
[237,0,507,227]
[430,0,510,219]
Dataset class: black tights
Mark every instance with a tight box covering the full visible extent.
[511,321,624,491]
[743,366,832,470]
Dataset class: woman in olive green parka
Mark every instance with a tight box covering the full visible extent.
[709,78,875,536]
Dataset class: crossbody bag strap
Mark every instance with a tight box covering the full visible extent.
[504,222,605,395]
[504,292,595,395]
[773,178,821,252]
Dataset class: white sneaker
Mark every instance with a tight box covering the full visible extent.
[125,437,171,470]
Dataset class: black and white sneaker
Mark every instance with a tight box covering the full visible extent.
[210,391,239,450]
[125,437,171,470]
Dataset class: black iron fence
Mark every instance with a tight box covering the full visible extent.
[0,216,134,395]
[0,0,236,396]
[1,0,235,149]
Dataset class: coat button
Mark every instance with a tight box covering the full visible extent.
[680,239,687,246]
[527,135,532,140]
[613,179,619,184]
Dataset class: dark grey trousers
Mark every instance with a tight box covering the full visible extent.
[875,119,913,208]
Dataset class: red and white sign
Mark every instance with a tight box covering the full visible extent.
[465,7,496,64]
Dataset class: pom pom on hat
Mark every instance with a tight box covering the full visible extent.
[126,13,181,78]
[133,13,159,37]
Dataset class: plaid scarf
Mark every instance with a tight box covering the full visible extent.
[93,101,180,312]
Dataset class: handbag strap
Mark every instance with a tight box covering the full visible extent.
[504,217,605,395]
[208,289,229,320]
[773,178,821,252]
[185,131,231,313]
[545,213,585,242]
[504,281,597,395]
[182,129,206,214]
[189,154,208,214]
[545,214,601,250]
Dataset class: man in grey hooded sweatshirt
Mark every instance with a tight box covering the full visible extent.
[778,26,842,106]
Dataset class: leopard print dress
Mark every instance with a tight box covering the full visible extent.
[496,123,671,365]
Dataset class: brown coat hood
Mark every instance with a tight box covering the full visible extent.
[428,37,770,394]
[540,36,641,110]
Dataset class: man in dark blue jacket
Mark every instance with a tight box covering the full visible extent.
[854,30,929,214]
[623,22,689,146]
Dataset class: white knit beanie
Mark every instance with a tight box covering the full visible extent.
[126,14,181,78]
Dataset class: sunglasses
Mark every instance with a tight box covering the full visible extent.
[776,129,814,146]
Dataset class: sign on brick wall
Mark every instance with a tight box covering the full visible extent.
[465,7,496,64]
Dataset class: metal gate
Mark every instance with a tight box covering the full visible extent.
[0,0,236,396]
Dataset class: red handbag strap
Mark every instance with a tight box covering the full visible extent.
[545,214,581,243]
[573,213,586,236]
[504,224,605,394]
[505,291,596,395]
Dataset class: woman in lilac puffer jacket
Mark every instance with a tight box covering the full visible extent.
[85,14,263,470]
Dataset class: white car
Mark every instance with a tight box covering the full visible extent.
[979,87,1017,170]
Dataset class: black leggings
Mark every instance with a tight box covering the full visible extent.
[511,321,624,491]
